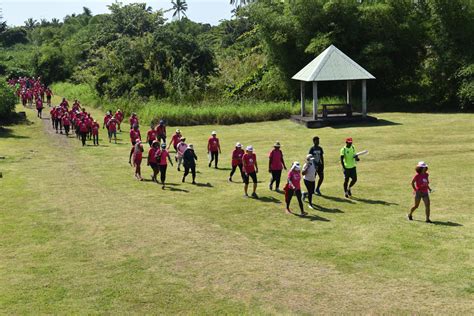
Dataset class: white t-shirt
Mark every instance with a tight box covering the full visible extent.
[303,162,316,182]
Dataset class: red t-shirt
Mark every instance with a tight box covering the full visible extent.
[269,149,284,171]
[92,122,99,135]
[148,147,158,164]
[147,129,157,141]
[171,133,181,146]
[115,112,123,122]
[130,129,141,143]
[79,122,88,133]
[133,144,143,161]
[208,137,220,152]
[413,173,429,193]
[243,153,256,174]
[156,125,166,136]
[130,116,138,126]
[62,117,70,126]
[157,149,170,166]
[108,119,117,131]
[231,148,244,167]
[104,115,112,126]
[288,170,301,190]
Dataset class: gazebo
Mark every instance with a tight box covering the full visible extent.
[291,45,376,127]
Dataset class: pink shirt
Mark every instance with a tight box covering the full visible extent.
[269,149,284,171]
[413,173,429,193]
[232,148,244,167]
[288,170,301,190]
[157,149,170,166]
[243,153,256,173]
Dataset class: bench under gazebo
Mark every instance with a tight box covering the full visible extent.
[290,44,378,128]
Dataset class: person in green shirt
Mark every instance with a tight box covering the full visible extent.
[340,137,360,198]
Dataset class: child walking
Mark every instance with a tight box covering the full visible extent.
[408,161,432,223]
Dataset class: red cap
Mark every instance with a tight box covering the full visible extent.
[345,137,353,143]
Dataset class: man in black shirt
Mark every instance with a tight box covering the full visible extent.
[308,136,324,195]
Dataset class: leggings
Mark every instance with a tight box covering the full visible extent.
[93,134,99,145]
[183,165,196,182]
[286,189,304,213]
[304,179,315,205]
[270,170,282,189]
[209,151,219,167]
[230,164,244,180]
[81,132,87,146]
[64,125,70,136]
[159,165,167,183]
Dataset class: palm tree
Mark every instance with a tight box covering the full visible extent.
[171,0,188,20]
[24,18,38,29]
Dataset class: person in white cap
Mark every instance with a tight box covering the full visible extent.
[182,144,198,184]
[242,145,259,198]
[207,131,221,168]
[175,138,187,171]
[285,162,307,216]
[302,154,316,208]
[229,142,245,182]
[168,129,182,152]
[408,161,432,223]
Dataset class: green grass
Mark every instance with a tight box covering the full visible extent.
[51,82,345,126]
[1,100,473,313]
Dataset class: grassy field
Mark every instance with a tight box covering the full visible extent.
[1,100,473,313]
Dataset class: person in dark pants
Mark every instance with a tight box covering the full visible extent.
[229,142,244,182]
[308,136,325,195]
[156,143,173,189]
[285,162,307,216]
[207,131,221,168]
[91,120,100,146]
[182,144,198,184]
[268,141,287,192]
[340,137,359,198]
[79,119,89,146]
[147,140,160,182]
[302,154,316,209]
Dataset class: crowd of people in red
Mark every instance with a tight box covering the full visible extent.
[10,77,434,221]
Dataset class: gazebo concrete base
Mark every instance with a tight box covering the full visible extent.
[290,113,378,128]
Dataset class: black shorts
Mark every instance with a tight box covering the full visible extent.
[315,163,324,175]
[344,167,357,179]
[415,191,429,199]
[243,172,257,184]
[149,162,158,170]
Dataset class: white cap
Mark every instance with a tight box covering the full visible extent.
[211,131,217,135]
[236,142,242,148]
[246,145,253,151]
[176,129,181,133]
[292,161,301,170]
[417,161,428,168]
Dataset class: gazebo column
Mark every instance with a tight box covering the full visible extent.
[312,81,318,120]
[346,81,352,105]
[300,81,305,117]
[362,79,367,117]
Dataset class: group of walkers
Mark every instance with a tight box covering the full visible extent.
[11,77,433,222]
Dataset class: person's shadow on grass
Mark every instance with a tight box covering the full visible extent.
[413,219,463,227]
[321,195,355,204]
[313,204,344,213]
[164,186,189,193]
[293,212,330,222]
[194,182,213,188]
[351,197,398,206]
[258,196,281,204]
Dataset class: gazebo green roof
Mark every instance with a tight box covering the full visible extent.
[292,45,375,82]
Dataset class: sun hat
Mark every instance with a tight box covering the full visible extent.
[346,137,353,143]
[292,161,301,170]
[274,141,281,147]
[176,129,181,133]
[306,154,313,161]
[152,140,159,145]
[180,137,186,142]
[136,138,141,144]
[236,142,242,148]
[211,131,217,135]
[417,161,428,168]
[246,145,253,151]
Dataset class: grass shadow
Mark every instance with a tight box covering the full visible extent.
[258,196,281,204]
[165,186,189,193]
[293,212,330,222]
[351,197,398,206]
[330,119,402,129]
[432,220,463,227]
[0,127,30,139]
[313,204,344,213]
[194,182,213,188]
[321,195,355,204]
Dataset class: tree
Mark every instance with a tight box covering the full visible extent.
[0,79,16,119]
[171,0,188,20]
[24,18,39,29]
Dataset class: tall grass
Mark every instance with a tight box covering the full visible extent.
[51,82,345,125]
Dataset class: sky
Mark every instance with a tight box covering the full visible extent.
[0,0,234,26]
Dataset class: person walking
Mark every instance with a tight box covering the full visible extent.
[156,143,173,189]
[147,140,160,182]
[182,144,197,184]
[268,141,287,192]
[408,161,432,223]
[114,109,123,132]
[35,98,43,118]
[242,145,258,198]
[175,138,187,171]
[169,129,182,152]
[128,124,141,164]
[285,162,307,216]
[156,120,167,143]
[308,136,325,195]
[79,119,89,146]
[146,124,158,147]
[91,120,100,146]
[62,113,71,137]
[340,137,359,198]
[107,116,118,143]
[132,139,144,181]
[229,142,244,182]
[302,154,317,209]
[207,131,221,169]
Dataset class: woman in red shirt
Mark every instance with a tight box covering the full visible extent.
[268,141,287,192]
[91,120,100,146]
[207,131,221,169]
[229,142,244,182]
[408,161,432,223]
[285,162,307,216]
[147,140,160,182]
[242,145,258,198]
[132,139,144,181]
[156,143,174,189]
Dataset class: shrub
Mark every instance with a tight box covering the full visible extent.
[0,79,17,119]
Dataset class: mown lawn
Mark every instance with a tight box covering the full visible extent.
[0,101,473,314]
